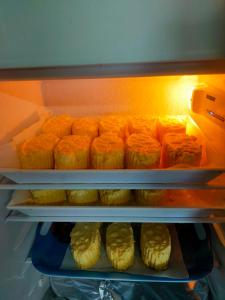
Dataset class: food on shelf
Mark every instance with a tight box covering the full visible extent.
[99,189,131,205]
[161,133,202,168]
[30,190,66,204]
[18,114,205,172]
[128,116,157,138]
[67,190,98,204]
[41,114,73,138]
[126,133,161,169]
[99,115,128,139]
[91,133,125,169]
[54,135,91,169]
[70,223,101,269]
[72,117,99,140]
[106,223,134,270]
[136,189,166,206]
[18,133,59,169]
[141,223,171,270]
[157,116,186,143]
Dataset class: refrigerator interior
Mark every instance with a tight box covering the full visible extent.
[0,74,225,299]
[1,74,225,221]
[0,74,225,144]
[1,74,225,167]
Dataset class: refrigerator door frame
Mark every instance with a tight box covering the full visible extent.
[0,59,225,81]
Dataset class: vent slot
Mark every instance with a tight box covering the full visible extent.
[206,94,216,102]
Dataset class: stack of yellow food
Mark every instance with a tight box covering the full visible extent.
[92,134,130,205]
[91,133,124,169]
[18,133,64,204]
[70,223,101,269]
[141,223,171,270]
[157,116,186,144]
[19,133,59,169]
[136,189,166,206]
[41,114,73,138]
[72,117,98,140]
[30,190,66,204]
[161,133,202,168]
[54,135,91,169]
[128,116,157,138]
[70,222,172,271]
[67,190,98,205]
[126,133,161,169]
[71,117,99,203]
[106,223,134,270]
[99,189,131,205]
[17,114,203,206]
[99,115,128,139]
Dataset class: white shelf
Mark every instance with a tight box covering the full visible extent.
[0,168,224,184]
[6,210,225,223]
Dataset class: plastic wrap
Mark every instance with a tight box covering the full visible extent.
[50,277,197,300]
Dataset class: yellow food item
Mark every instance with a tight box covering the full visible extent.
[19,133,59,169]
[128,116,157,138]
[99,116,128,139]
[30,190,66,204]
[157,116,186,143]
[141,223,171,270]
[41,114,73,138]
[67,190,98,204]
[161,133,202,168]
[54,135,91,169]
[106,223,134,270]
[99,189,131,205]
[91,133,124,169]
[72,118,98,140]
[136,190,166,206]
[126,133,161,169]
[70,223,101,269]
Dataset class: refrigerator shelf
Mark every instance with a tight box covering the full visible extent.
[6,210,225,223]
[1,181,225,190]
[7,190,225,223]
[0,168,224,184]
[30,223,213,282]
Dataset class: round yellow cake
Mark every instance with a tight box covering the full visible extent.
[128,116,157,138]
[91,133,125,169]
[157,116,186,143]
[136,189,166,206]
[19,133,59,169]
[67,190,98,204]
[106,223,134,270]
[70,223,101,269]
[161,133,202,168]
[41,114,73,138]
[54,135,91,169]
[72,118,98,140]
[30,190,66,204]
[141,223,171,270]
[126,133,161,169]
[99,189,131,205]
[99,116,128,139]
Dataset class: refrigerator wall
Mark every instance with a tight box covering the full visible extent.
[0,185,49,300]
[0,74,224,299]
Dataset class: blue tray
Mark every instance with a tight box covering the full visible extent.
[31,223,213,282]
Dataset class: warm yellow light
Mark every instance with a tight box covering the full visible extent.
[167,75,199,114]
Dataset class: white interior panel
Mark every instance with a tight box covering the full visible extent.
[0,93,43,145]
[0,81,43,105]
[41,75,198,116]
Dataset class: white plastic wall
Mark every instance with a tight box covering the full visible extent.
[41,76,198,116]
[0,74,224,145]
